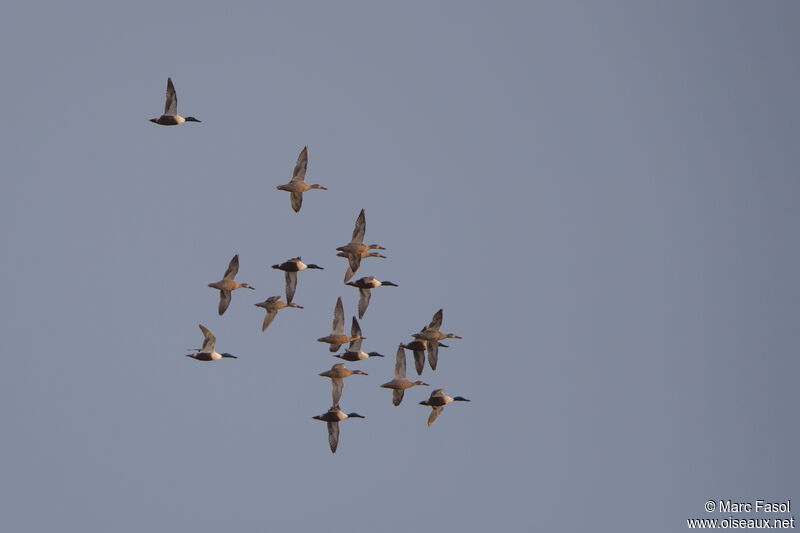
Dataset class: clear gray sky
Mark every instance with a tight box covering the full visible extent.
[1,2,798,531]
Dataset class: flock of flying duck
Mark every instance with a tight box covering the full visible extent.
[154,78,470,453]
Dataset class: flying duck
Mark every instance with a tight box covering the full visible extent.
[150,78,201,125]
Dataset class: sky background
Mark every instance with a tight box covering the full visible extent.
[1,2,798,531]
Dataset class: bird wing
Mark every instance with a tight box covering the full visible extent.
[427,340,439,370]
[357,288,371,320]
[348,317,363,352]
[347,253,361,274]
[413,349,425,376]
[343,264,356,283]
[331,378,344,407]
[332,297,345,335]
[223,254,240,281]
[428,309,443,331]
[218,290,231,315]
[327,422,339,453]
[392,389,405,406]
[164,77,178,116]
[199,324,216,352]
[261,310,278,332]
[285,271,298,304]
[428,406,444,427]
[394,345,407,379]
[291,146,308,182]
[431,388,446,399]
[290,191,303,213]
[351,209,366,243]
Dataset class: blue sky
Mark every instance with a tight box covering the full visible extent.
[1,2,798,531]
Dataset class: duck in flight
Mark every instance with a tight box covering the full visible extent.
[185,325,237,361]
[254,295,302,332]
[412,309,461,371]
[150,78,201,125]
[380,345,428,406]
[419,388,470,427]
[336,209,386,281]
[312,406,364,454]
[319,363,368,407]
[271,257,323,304]
[317,297,363,352]
[208,254,254,315]
[346,276,398,319]
[338,250,386,283]
[334,317,384,361]
[276,146,327,212]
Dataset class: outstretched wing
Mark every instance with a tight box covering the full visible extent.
[427,340,439,371]
[347,253,361,274]
[261,310,278,332]
[427,309,443,331]
[291,146,308,182]
[331,378,344,407]
[198,324,216,352]
[357,288,371,320]
[285,271,298,304]
[351,209,366,243]
[223,254,240,281]
[394,345,407,379]
[165,78,178,116]
[327,421,339,453]
[343,264,356,283]
[349,317,363,352]
[218,290,231,315]
[392,389,405,406]
[412,349,425,376]
[290,191,303,213]
[332,297,345,335]
[427,406,444,427]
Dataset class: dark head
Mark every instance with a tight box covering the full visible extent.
[368,352,384,358]
[347,413,365,419]
[345,281,357,288]
[307,264,324,270]
[381,281,398,287]
[419,400,431,406]
[453,396,470,402]
[149,118,159,123]
[184,116,201,123]
[312,415,322,421]
[271,264,281,270]
[221,353,238,359]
